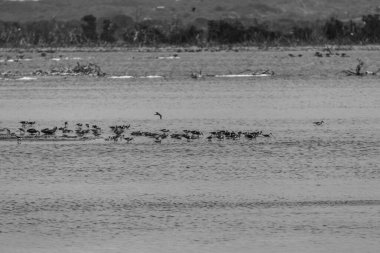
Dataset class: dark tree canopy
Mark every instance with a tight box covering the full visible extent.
[0,13,379,47]
[100,19,117,43]
[81,14,97,42]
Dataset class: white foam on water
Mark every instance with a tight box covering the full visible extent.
[139,75,164,79]
[109,75,164,79]
[108,75,135,79]
[215,73,272,77]
[16,77,37,81]
[157,56,180,59]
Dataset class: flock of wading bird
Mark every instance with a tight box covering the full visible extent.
[0,113,325,144]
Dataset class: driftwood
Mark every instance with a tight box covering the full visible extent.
[32,62,106,77]
[342,59,379,76]
[71,62,106,76]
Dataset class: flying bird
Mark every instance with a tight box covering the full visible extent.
[154,112,162,119]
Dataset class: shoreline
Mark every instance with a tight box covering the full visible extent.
[1,44,380,53]
[1,46,379,80]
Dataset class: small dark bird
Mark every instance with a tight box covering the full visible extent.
[245,134,256,139]
[216,134,224,141]
[27,128,40,135]
[114,128,124,136]
[123,137,134,143]
[18,128,25,135]
[41,126,58,135]
[313,120,324,126]
[154,112,162,119]
[59,127,73,133]
[111,135,120,142]
[0,128,11,135]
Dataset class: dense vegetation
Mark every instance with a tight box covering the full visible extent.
[0,14,380,47]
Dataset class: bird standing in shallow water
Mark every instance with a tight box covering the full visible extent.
[154,112,162,119]
[123,137,134,143]
[27,128,40,136]
[313,120,324,126]
[41,126,58,135]
[18,128,25,135]
[262,133,273,138]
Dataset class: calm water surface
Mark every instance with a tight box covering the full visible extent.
[0,73,379,253]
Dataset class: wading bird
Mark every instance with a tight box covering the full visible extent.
[0,128,11,135]
[313,120,324,126]
[16,135,22,144]
[27,128,40,135]
[41,126,58,135]
[123,137,134,143]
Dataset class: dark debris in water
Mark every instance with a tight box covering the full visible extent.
[342,58,380,76]
[32,62,106,77]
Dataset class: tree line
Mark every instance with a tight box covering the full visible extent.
[0,14,379,47]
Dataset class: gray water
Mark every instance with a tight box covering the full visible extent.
[0,75,380,253]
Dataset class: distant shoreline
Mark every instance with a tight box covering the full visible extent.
[1,45,379,80]
[1,45,380,53]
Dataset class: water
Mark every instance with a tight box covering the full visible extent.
[0,51,380,253]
